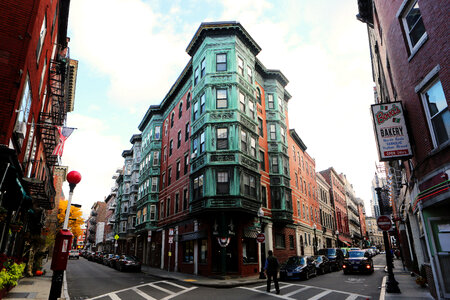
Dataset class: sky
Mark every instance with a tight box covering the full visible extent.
[61,0,379,219]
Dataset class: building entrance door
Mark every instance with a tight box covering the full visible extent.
[212,237,238,273]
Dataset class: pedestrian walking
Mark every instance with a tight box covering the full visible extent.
[264,250,280,294]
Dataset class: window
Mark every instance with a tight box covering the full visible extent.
[171,112,175,128]
[278,97,284,114]
[168,168,172,186]
[241,130,247,152]
[275,234,285,249]
[36,14,47,61]
[162,172,166,188]
[163,146,167,162]
[155,126,161,140]
[186,93,191,109]
[183,240,194,263]
[175,193,179,213]
[280,127,286,143]
[151,177,158,192]
[200,132,205,153]
[193,101,199,120]
[39,58,47,95]
[261,186,267,207]
[247,66,253,82]
[260,150,265,171]
[268,94,274,109]
[184,153,189,174]
[217,128,228,150]
[239,91,246,112]
[185,122,190,141]
[176,161,181,180]
[421,79,449,147]
[193,138,198,155]
[183,189,188,210]
[160,201,165,218]
[237,56,244,76]
[179,102,183,118]
[272,156,279,173]
[249,101,255,119]
[256,88,262,105]
[166,198,170,217]
[216,53,227,72]
[242,238,257,263]
[258,118,264,136]
[216,89,228,108]
[400,1,427,52]
[289,235,295,249]
[295,173,299,188]
[200,239,208,263]
[200,93,206,114]
[269,124,276,140]
[284,158,289,175]
[14,75,32,146]
[217,171,229,194]
[193,174,203,200]
[150,205,156,220]
[177,131,182,148]
[250,137,256,157]
[194,67,199,85]
[169,140,173,156]
[201,58,206,77]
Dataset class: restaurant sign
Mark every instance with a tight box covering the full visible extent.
[371,102,412,161]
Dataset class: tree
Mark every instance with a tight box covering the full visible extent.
[56,200,84,238]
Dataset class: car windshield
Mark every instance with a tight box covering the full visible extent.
[349,251,365,258]
[286,256,306,266]
[314,256,322,262]
[320,249,336,256]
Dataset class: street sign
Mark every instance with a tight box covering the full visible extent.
[377,215,392,231]
[114,234,119,240]
[169,228,174,236]
[168,236,173,244]
[256,233,265,243]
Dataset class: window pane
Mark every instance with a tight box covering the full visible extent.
[217,128,227,139]
[217,54,226,63]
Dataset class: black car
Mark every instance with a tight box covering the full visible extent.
[279,256,317,280]
[102,254,115,266]
[115,255,142,272]
[318,248,345,271]
[342,250,374,274]
[312,255,331,274]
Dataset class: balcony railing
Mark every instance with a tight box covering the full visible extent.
[23,162,56,210]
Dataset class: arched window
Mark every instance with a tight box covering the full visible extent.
[179,102,183,118]
[186,92,191,109]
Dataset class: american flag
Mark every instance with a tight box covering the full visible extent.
[52,126,74,157]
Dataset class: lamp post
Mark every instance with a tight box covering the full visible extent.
[335,230,339,248]
[375,187,400,294]
[258,207,266,279]
[49,170,81,300]
[313,224,317,255]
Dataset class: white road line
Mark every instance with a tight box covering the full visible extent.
[308,290,332,300]
[108,293,121,300]
[344,294,359,300]
[284,282,370,299]
[149,282,176,295]
[239,286,295,300]
[86,280,178,300]
[160,287,198,300]
[254,284,269,289]
[283,286,311,297]
[133,287,157,300]
[280,283,295,289]
[160,280,191,290]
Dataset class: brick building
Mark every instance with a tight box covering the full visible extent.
[357,0,449,298]
[316,172,336,248]
[0,0,77,258]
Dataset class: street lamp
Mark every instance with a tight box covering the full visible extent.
[258,207,266,279]
[49,170,81,300]
[335,230,339,248]
[313,224,317,255]
[375,187,400,294]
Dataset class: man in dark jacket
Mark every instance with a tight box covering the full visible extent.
[264,250,280,294]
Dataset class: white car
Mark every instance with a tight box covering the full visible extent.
[69,250,80,259]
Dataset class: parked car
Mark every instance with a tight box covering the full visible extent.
[94,252,106,263]
[109,254,121,268]
[342,250,374,274]
[318,248,345,271]
[312,255,331,274]
[102,254,116,266]
[279,256,317,280]
[68,250,79,259]
[115,255,142,272]
[369,246,379,255]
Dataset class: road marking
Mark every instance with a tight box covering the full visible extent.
[148,282,176,295]
[239,286,294,299]
[108,293,121,300]
[160,287,197,300]
[283,286,310,297]
[344,294,359,300]
[133,287,157,300]
[308,290,332,300]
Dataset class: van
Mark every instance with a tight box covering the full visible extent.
[318,248,345,271]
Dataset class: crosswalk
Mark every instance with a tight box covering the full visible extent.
[239,282,371,300]
[86,280,197,300]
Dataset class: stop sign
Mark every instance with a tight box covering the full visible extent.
[256,233,265,243]
[377,215,392,231]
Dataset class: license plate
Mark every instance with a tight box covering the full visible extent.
[353,266,358,270]
[287,272,292,276]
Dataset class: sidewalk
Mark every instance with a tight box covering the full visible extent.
[379,258,434,300]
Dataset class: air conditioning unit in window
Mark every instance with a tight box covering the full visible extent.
[14,121,27,139]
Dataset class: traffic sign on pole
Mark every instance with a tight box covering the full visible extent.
[256,233,265,243]
[377,215,392,231]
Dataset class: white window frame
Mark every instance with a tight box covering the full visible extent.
[397,0,427,55]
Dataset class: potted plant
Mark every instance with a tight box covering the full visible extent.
[0,256,25,298]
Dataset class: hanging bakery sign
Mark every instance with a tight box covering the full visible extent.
[371,102,413,161]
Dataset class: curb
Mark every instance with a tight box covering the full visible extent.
[62,270,70,300]
[379,275,387,300]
